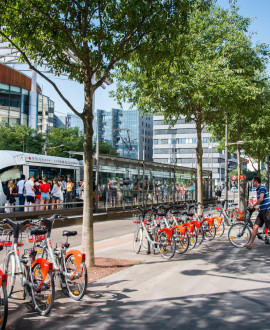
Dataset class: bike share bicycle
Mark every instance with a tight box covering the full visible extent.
[31,214,87,300]
[1,218,54,316]
[133,206,176,259]
[227,206,270,248]
[0,245,8,330]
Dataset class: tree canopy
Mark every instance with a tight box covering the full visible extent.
[112,2,269,208]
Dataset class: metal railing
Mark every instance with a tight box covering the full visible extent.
[1,187,215,214]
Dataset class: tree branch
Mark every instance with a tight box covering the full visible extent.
[27,0,87,67]
[0,31,83,119]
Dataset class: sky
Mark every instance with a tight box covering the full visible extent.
[30,0,270,118]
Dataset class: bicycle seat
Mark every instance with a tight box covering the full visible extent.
[30,228,48,236]
[63,230,77,237]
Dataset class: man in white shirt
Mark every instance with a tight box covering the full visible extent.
[17,174,25,212]
[24,176,35,211]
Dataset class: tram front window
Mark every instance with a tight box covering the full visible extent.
[0,166,22,182]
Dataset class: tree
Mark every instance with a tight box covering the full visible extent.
[93,142,118,156]
[46,126,84,158]
[0,0,196,266]
[113,2,267,212]
[0,123,43,153]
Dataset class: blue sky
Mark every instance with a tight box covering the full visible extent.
[35,0,270,117]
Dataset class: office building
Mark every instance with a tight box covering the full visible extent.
[66,112,84,132]
[153,115,246,185]
[0,63,55,133]
[94,108,153,161]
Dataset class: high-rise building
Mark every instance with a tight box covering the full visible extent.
[153,115,243,185]
[0,63,55,133]
[94,108,153,161]
[66,112,84,132]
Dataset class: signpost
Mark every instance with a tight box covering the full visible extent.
[232,175,237,181]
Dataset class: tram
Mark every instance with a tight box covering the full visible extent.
[0,150,213,208]
[0,150,80,206]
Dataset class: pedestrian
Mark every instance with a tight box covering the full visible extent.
[244,176,270,249]
[24,176,35,212]
[132,182,138,204]
[51,178,61,210]
[34,179,41,211]
[17,174,25,212]
[66,177,74,208]
[39,177,51,210]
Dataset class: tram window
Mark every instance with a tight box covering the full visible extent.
[41,167,61,179]
[61,168,75,181]
[29,167,41,179]
[0,166,21,182]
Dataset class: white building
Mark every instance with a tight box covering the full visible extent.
[153,115,230,186]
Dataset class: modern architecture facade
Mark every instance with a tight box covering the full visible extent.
[66,112,84,132]
[94,108,153,161]
[0,63,55,133]
[153,115,244,185]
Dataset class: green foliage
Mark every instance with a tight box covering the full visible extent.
[93,142,118,156]
[0,122,43,153]
[46,126,84,158]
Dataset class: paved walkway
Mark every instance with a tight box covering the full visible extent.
[6,219,270,329]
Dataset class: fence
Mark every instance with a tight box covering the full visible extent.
[0,186,216,215]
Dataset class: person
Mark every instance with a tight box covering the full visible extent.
[66,177,74,208]
[244,176,270,249]
[34,179,41,211]
[39,177,51,210]
[51,178,61,210]
[132,181,138,204]
[24,176,35,211]
[17,174,25,212]
[217,186,222,200]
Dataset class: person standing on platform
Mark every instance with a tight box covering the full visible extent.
[66,177,74,208]
[25,176,35,212]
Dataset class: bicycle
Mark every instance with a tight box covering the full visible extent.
[133,207,176,259]
[0,246,8,330]
[32,214,87,300]
[228,207,255,247]
[1,218,55,316]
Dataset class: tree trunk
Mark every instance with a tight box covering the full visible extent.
[82,83,95,268]
[195,109,203,215]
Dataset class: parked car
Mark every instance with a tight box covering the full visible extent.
[230,187,238,192]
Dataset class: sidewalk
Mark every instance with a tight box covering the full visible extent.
[6,224,270,329]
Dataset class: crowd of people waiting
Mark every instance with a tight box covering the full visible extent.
[2,174,84,213]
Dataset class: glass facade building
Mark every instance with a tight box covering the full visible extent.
[0,64,54,132]
[94,108,153,161]
[0,82,30,126]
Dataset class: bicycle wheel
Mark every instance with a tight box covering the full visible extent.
[174,231,189,254]
[214,219,225,239]
[228,223,251,248]
[3,252,16,297]
[133,226,143,253]
[0,282,8,330]
[188,232,197,250]
[65,253,88,300]
[157,231,176,259]
[31,263,55,316]
[202,220,216,241]
[196,227,204,246]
